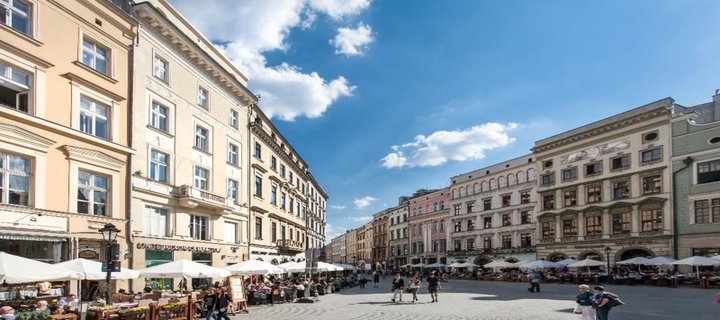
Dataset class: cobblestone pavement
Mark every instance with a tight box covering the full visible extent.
[240,279,719,320]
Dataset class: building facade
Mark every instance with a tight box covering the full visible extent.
[128,0,256,291]
[330,233,344,263]
[448,155,538,266]
[672,92,720,259]
[0,0,136,296]
[361,222,374,268]
[387,200,409,269]
[306,175,328,251]
[345,228,357,265]
[534,98,676,265]
[372,209,389,270]
[408,189,450,265]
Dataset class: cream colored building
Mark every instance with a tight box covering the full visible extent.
[387,200,409,269]
[306,174,328,251]
[408,188,449,265]
[345,228,357,265]
[533,98,676,265]
[127,0,255,291]
[0,0,136,297]
[361,222,373,267]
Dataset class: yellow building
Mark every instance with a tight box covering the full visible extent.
[0,0,136,297]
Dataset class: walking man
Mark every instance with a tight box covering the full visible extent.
[358,272,366,289]
[528,271,541,292]
[427,272,440,303]
[372,270,380,288]
[390,273,404,303]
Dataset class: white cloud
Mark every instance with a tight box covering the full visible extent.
[330,205,347,210]
[381,123,519,168]
[170,0,369,121]
[353,196,377,209]
[324,223,347,243]
[330,22,374,56]
[348,216,373,222]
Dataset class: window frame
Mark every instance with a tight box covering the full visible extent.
[149,149,169,183]
[642,174,662,195]
[197,86,209,109]
[194,125,210,152]
[77,170,109,216]
[640,147,663,165]
[189,214,209,241]
[227,178,239,203]
[0,151,32,206]
[229,109,239,129]
[641,208,663,232]
[611,154,631,171]
[0,0,32,36]
[561,166,577,181]
[143,206,169,237]
[193,165,209,191]
[584,161,603,177]
[696,158,720,185]
[149,100,169,132]
[227,142,239,166]
[79,95,110,140]
[80,36,111,76]
[153,54,169,83]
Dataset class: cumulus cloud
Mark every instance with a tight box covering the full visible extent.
[353,196,377,209]
[330,205,347,210]
[324,223,347,243]
[170,0,369,120]
[348,216,373,222]
[330,23,374,56]
[381,123,519,168]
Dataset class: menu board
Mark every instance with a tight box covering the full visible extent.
[227,276,246,302]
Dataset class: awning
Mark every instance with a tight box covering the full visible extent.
[0,234,67,242]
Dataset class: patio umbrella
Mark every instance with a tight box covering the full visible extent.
[647,257,676,265]
[617,257,651,265]
[400,264,414,268]
[555,258,577,267]
[522,260,561,269]
[567,258,606,274]
[710,255,720,261]
[0,252,83,284]
[459,262,479,268]
[56,258,140,280]
[427,262,446,268]
[139,259,230,278]
[669,256,720,279]
[412,263,427,268]
[278,261,330,273]
[317,262,340,272]
[224,259,285,275]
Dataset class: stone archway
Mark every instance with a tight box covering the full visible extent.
[474,255,492,267]
[547,252,568,262]
[619,248,653,261]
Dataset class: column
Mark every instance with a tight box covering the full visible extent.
[630,174,640,198]
[555,215,562,242]
[577,211,586,240]
[631,204,640,236]
[602,209,611,238]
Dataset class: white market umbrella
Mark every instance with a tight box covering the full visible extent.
[400,264,414,268]
[522,260,561,269]
[617,257,652,265]
[411,263,427,268]
[647,257,676,265]
[427,262,446,268]
[568,258,606,274]
[483,260,512,268]
[710,255,720,261]
[278,261,330,273]
[139,259,230,278]
[670,256,720,279]
[317,262,340,272]
[555,258,578,267]
[224,260,284,276]
[447,262,464,268]
[459,262,479,268]
[0,252,83,284]
[56,258,139,280]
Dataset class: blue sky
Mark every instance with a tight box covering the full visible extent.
[172,0,720,240]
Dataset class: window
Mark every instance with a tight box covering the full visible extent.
[270,184,277,205]
[280,192,286,209]
[143,206,168,237]
[149,149,168,182]
[270,156,277,170]
[227,143,239,166]
[78,171,108,216]
[613,181,630,199]
[585,162,602,176]
[224,222,238,244]
[641,209,663,232]
[611,155,630,170]
[254,142,262,159]
[195,125,210,152]
[520,192,530,204]
[642,175,661,195]
[501,235,511,249]
[483,199,492,210]
[520,233,532,247]
[229,109,239,129]
[149,101,168,132]
[289,172,294,184]
[466,238,475,250]
[197,86,208,108]
[483,237,492,249]
[453,221,461,232]
[190,215,208,240]
[467,220,475,231]
[453,205,461,216]
[153,55,168,82]
[612,212,631,234]
[562,219,577,237]
[564,190,577,207]
[82,38,109,75]
[502,195,511,207]
[641,148,662,163]
[586,186,602,203]
[193,166,209,190]
[227,179,238,203]
[1,0,31,35]
[280,164,286,178]
[543,194,555,210]
[562,167,577,181]
[541,173,555,186]
[80,96,109,139]
[586,216,602,236]
[271,222,277,242]
[466,202,474,213]
[694,199,720,224]
[502,214,511,226]
[541,221,555,240]
[0,60,31,113]
[0,152,31,205]
[255,217,262,240]
[281,226,286,240]
[254,175,262,197]
[454,240,461,251]
[521,211,531,224]
[483,216,492,229]
[289,198,294,213]
[697,160,720,184]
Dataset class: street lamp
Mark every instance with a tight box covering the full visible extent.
[99,223,120,304]
[604,246,612,281]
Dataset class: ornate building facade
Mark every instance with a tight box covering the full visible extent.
[408,189,450,265]
[387,200,409,269]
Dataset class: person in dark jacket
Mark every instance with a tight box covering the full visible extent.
[391,273,405,303]
[202,288,217,320]
[213,288,232,320]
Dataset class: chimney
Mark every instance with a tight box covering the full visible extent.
[714,89,720,121]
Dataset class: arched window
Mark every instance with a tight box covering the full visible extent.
[517,171,526,183]
[507,173,515,185]
[481,181,488,192]
[490,179,497,189]
[452,189,457,199]
[473,183,479,194]
[527,168,536,180]
[498,176,507,188]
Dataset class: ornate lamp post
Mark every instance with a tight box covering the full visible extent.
[604,246,612,281]
[99,223,120,304]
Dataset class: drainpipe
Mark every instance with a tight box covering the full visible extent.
[125,24,140,291]
[246,104,254,260]
[672,156,693,259]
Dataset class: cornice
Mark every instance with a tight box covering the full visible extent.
[62,72,126,101]
[251,123,310,182]
[62,145,126,172]
[0,122,56,152]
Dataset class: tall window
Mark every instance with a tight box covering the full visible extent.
[197,87,208,108]
[641,148,662,163]
[190,215,208,240]
[453,221,461,232]
[82,38,108,75]
[501,235,511,249]
[520,233,532,247]
[224,222,238,244]
[227,143,239,166]
[254,142,262,159]
[466,238,475,250]
[271,222,277,242]
[194,125,209,152]
[280,164,286,178]
[613,181,630,199]
[0,60,31,112]
[150,101,168,132]
[586,216,602,236]
[562,219,577,237]
[694,199,720,224]
[280,192,286,209]
[642,175,662,194]
[585,162,602,176]
[543,194,555,210]
[612,154,630,170]
[520,211,531,224]
[80,96,109,139]
[193,166,209,190]
[564,190,577,207]
[612,212,631,234]
[270,156,277,170]
[229,109,239,129]
[453,205,461,215]
[467,220,475,231]
[483,237,492,249]
[697,160,720,184]
[502,195,511,207]
[227,179,238,203]
[541,221,555,240]
[78,171,108,216]
[254,175,262,197]
[562,167,577,181]
[641,209,663,232]
[0,152,31,205]
[1,0,31,35]
[586,186,602,203]
[483,216,492,228]
[541,173,555,186]
[254,217,262,240]
[483,199,492,210]
[153,55,168,82]
[149,149,168,182]
[520,192,530,204]
[502,214,511,226]
[143,206,168,237]
[270,184,277,205]
[466,202,474,213]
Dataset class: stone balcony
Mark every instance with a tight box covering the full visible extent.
[176,185,231,213]
[277,239,305,253]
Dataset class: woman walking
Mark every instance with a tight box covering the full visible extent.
[408,275,421,303]
[575,284,596,320]
[213,288,233,320]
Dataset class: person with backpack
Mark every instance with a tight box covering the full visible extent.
[592,286,624,320]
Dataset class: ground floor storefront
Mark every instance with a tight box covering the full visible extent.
[409,254,448,265]
[448,251,537,267]
[537,236,673,265]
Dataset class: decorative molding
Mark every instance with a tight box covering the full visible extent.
[0,122,56,152]
[62,145,125,172]
[61,72,125,101]
[561,140,631,165]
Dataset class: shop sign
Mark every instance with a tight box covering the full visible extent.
[78,248,100,260]
[615,240,655,247]
[136,243,220,253]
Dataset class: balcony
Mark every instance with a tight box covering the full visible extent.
[640,230,664,237]
[277,239,305,253]
[176,185,230,212]
[539,238,555,244]
[610,232,631,239]
[585,234,603,241]
[561,236,578,242]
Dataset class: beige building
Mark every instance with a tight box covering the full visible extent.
[345,228,357,265]
[0,0,136,296]
[361,222,373,268]
[127,0,256,291]
[306,174,328,251]
[387,200,409,269]
[372,209,389,270]
[533,98,676,265]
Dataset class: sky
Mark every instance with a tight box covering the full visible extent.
[170,0,720,241]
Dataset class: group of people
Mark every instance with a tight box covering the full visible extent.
[200,287,233,320]
[574,285,624,320]
[389,272,441,303]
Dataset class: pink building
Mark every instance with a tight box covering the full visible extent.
[408,188,450,265]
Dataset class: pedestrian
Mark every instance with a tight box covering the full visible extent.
[427,272,440,303]
[575,284,596,320]
[390,273,404,303]
[202,288,217,320]
[357,272,366,289]
[408,275,420,303]
[294,279,305,300]
[373,270,380,288]
[592,286,623,320]
[213,287,232,320]
[528,271,541,292]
